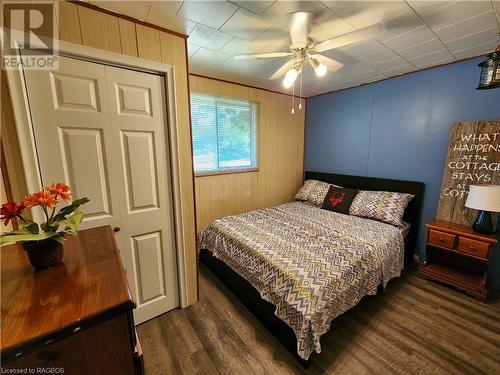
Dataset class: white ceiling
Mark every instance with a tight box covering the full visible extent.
[89,1,500,97]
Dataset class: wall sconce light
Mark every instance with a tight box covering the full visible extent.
[477,44,500,90]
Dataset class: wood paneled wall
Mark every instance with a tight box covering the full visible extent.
[1,70,27,205]
[0,171,13,232]
[190,76,306,232]
[2,1,198,306]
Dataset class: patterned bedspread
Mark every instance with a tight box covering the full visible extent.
[198,201,406,360]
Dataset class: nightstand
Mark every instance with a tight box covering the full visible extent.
[418,219,498,302]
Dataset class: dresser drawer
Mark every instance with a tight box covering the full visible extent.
[428,230,456,248]
[457,237,490,259]
[4,314,135,374]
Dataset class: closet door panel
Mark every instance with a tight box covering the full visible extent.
[120,130,159,211]
[59,127,111,219]
[23,56,122,229]
[104,66,179,324]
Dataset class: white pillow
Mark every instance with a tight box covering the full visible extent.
[295,180,336,206]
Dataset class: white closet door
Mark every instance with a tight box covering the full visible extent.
[23,55,179,324]
[104,65,178,324]
[24,56,122,230]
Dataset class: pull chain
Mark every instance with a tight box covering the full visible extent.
[290,55,296,114]
[298,72,303,110]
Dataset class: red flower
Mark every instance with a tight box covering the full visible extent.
[23,191,58,208]
[1,201,25,226]
[48,183,71,201]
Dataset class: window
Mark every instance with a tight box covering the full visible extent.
[190,92,257,174]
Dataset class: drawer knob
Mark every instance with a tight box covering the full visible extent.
[113,226,121,233]
[468,245,475,251]
[438,238,445,242]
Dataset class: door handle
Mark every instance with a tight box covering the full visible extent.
[113,226,121,233]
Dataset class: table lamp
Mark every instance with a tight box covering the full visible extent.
[465,185,500,234]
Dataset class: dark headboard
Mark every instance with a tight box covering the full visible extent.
[305,171,425,264]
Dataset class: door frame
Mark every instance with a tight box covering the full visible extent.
[2,27,192,308]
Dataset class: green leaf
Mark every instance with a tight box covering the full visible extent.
[51,211,84,235]
[51,234,67,244]
[72,197,90,206]
[52,198,89,221]
[2,223,39,236]
[65,211,83,234]
[1,207,86,246]
[3,229,29,236]
[69,211,84,226]
[23,223,39,234]
[0,231,55,246]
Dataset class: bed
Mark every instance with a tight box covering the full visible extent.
[199,171,424,366]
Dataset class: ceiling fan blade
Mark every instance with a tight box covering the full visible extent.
[270,59,295,80]
[314,23,383,52]
[310,54,344,72]
[287,11,313,49]
[233,52,293,60]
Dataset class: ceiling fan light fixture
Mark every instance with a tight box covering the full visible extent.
[283,68,299,88]
[315,63,327,77]
[310,57,327,77]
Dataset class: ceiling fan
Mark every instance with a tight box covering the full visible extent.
[234,12,382,88]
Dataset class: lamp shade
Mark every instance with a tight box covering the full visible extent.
[465,185,500,212]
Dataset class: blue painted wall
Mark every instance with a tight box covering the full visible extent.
[305,57,500,287]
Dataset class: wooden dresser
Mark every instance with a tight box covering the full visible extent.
[1,226,143,374]
[419,219,498,302]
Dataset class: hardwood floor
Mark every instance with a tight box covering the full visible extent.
[137,264,500,375]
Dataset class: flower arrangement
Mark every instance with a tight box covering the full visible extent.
[1,183,89,269]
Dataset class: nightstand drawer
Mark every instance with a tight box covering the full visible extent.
[457,237,490,259]
[428,230,456,248]
[423,219,497,302]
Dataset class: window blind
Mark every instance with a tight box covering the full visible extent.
[190,93,256,173]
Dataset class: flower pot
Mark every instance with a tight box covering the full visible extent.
[22,238,64,270]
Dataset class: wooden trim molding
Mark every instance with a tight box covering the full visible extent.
[302,99,308,182]
[69,0,188,40]
[0,144,17,230]
[307,52,489,99]
[183,37,199,302]
[192,52,489,101]
[0,146,13,203]
[195,167,259,178]
[189,73,307,100]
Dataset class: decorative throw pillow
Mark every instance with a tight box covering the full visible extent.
[321,186,358,214]
[349,190,414,227]
[294,180,333,206]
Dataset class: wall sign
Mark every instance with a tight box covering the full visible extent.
[436,120,500,226]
